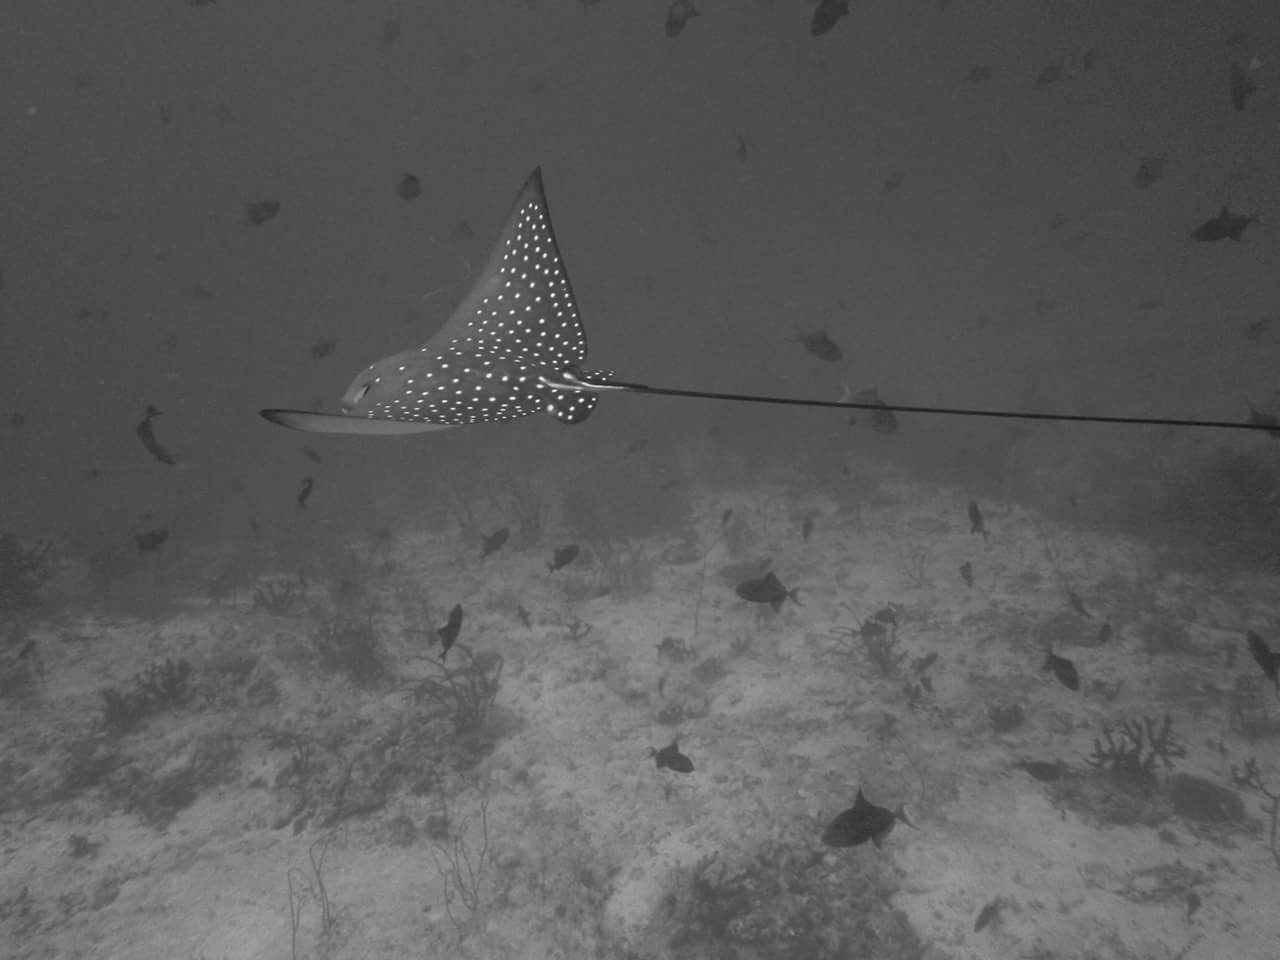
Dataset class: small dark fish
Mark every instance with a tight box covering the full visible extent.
[1134,156,1165,189]
[481,527,510,559]
[1080,48,1097,71]
[302,446,323,464]
[1190,206,1255,242]
[396,173,421,201]
[515,604,532,629]
[848,387,898,435]
[1043,648,1079,690]
[136,405,180,466]
[1035,61,1063,86]
[959,561,974,588]
[795,329,842,362]
[1016,759,1063,782]
[380,18,401,47]
[650,738,694,773]
[1246,401,1280,439]
[810,0,850,37]
[821,789,914,848]
[1246,630,1279,689]
[974,898,1003,932]
[310,338,337,360]
[296,475,314,510]
[1229,62,1257,111]
[548,543,580,572]
[295,475,315,510]
[735,572,799,613]
[736,134,750,165]
[721,508,734,528]
[801,514,815,541]
[1068,591,1092,618]
[913,652,937,674]
[16,639,37,661]
[664,0,698,38]
[135,528,169,553]
[967,500,988,538]
[245,200,280,226]
[1246,316,1271,341]
[438,603,463,660]
[1096,619,1112,645]
[1185,890,1202,921]
[968,65,992,84]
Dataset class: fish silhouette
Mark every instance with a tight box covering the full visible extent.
[481,527,510,559]
[650,738,694,773]
[1246,630,1279,689]
[821,789,913,848]
[1043,648,1079,690]
[260,170,1278,439]
[438,603,463,661]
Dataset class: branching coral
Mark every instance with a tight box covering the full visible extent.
[101,658,194,732]
[412,648,503,734]
[1087,713,1185,789]
[826,604,906,677]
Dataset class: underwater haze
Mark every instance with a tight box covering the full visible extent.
[2,2,1280,959]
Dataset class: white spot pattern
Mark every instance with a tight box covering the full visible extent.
[342,170,608,426]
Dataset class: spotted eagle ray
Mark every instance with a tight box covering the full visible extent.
[261,169,1270,436]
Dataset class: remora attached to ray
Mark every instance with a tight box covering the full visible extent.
[261,168,616,435]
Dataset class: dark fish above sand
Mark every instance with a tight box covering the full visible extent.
[136,405,180,466]
[843,385,898,434]
[1191,207,1255,242]
[1229,62,1257,111]
[1016,759,1064,782]
[1043,648,1079,690]
[245,200,280,226]
[481,527,510,559]
[735,571,799,612]
[548,543,580,572]
[810,0,851,37]
[967,499,988,538]
[296,475,314,510]
[1134,156,1165,189]
[821,789,913,848]
[651,738,694,773]
[974,898,1004,933]
[664,0,698,38]
[1246,630,1279,688]
[135,528,169,553]
[1246,401,1280,439]
[438,603,463,661]
[795,329,842,362]
[960,561,974,588]
[397,173,421,200]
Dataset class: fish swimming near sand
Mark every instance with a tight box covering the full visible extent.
[481,527,510,559]
[259,170,1278,439]
[137,405,180,465]
[1043,648,1080,690]
[1190,206,1255,242]
[650,738,694,773]
[261,169,615,435]
[821,789,914,848]
[548,543,580,572]
[794,329,842,362]
[1246,630,1279,689]
[735,571,799,612]
[438,603,463,661]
